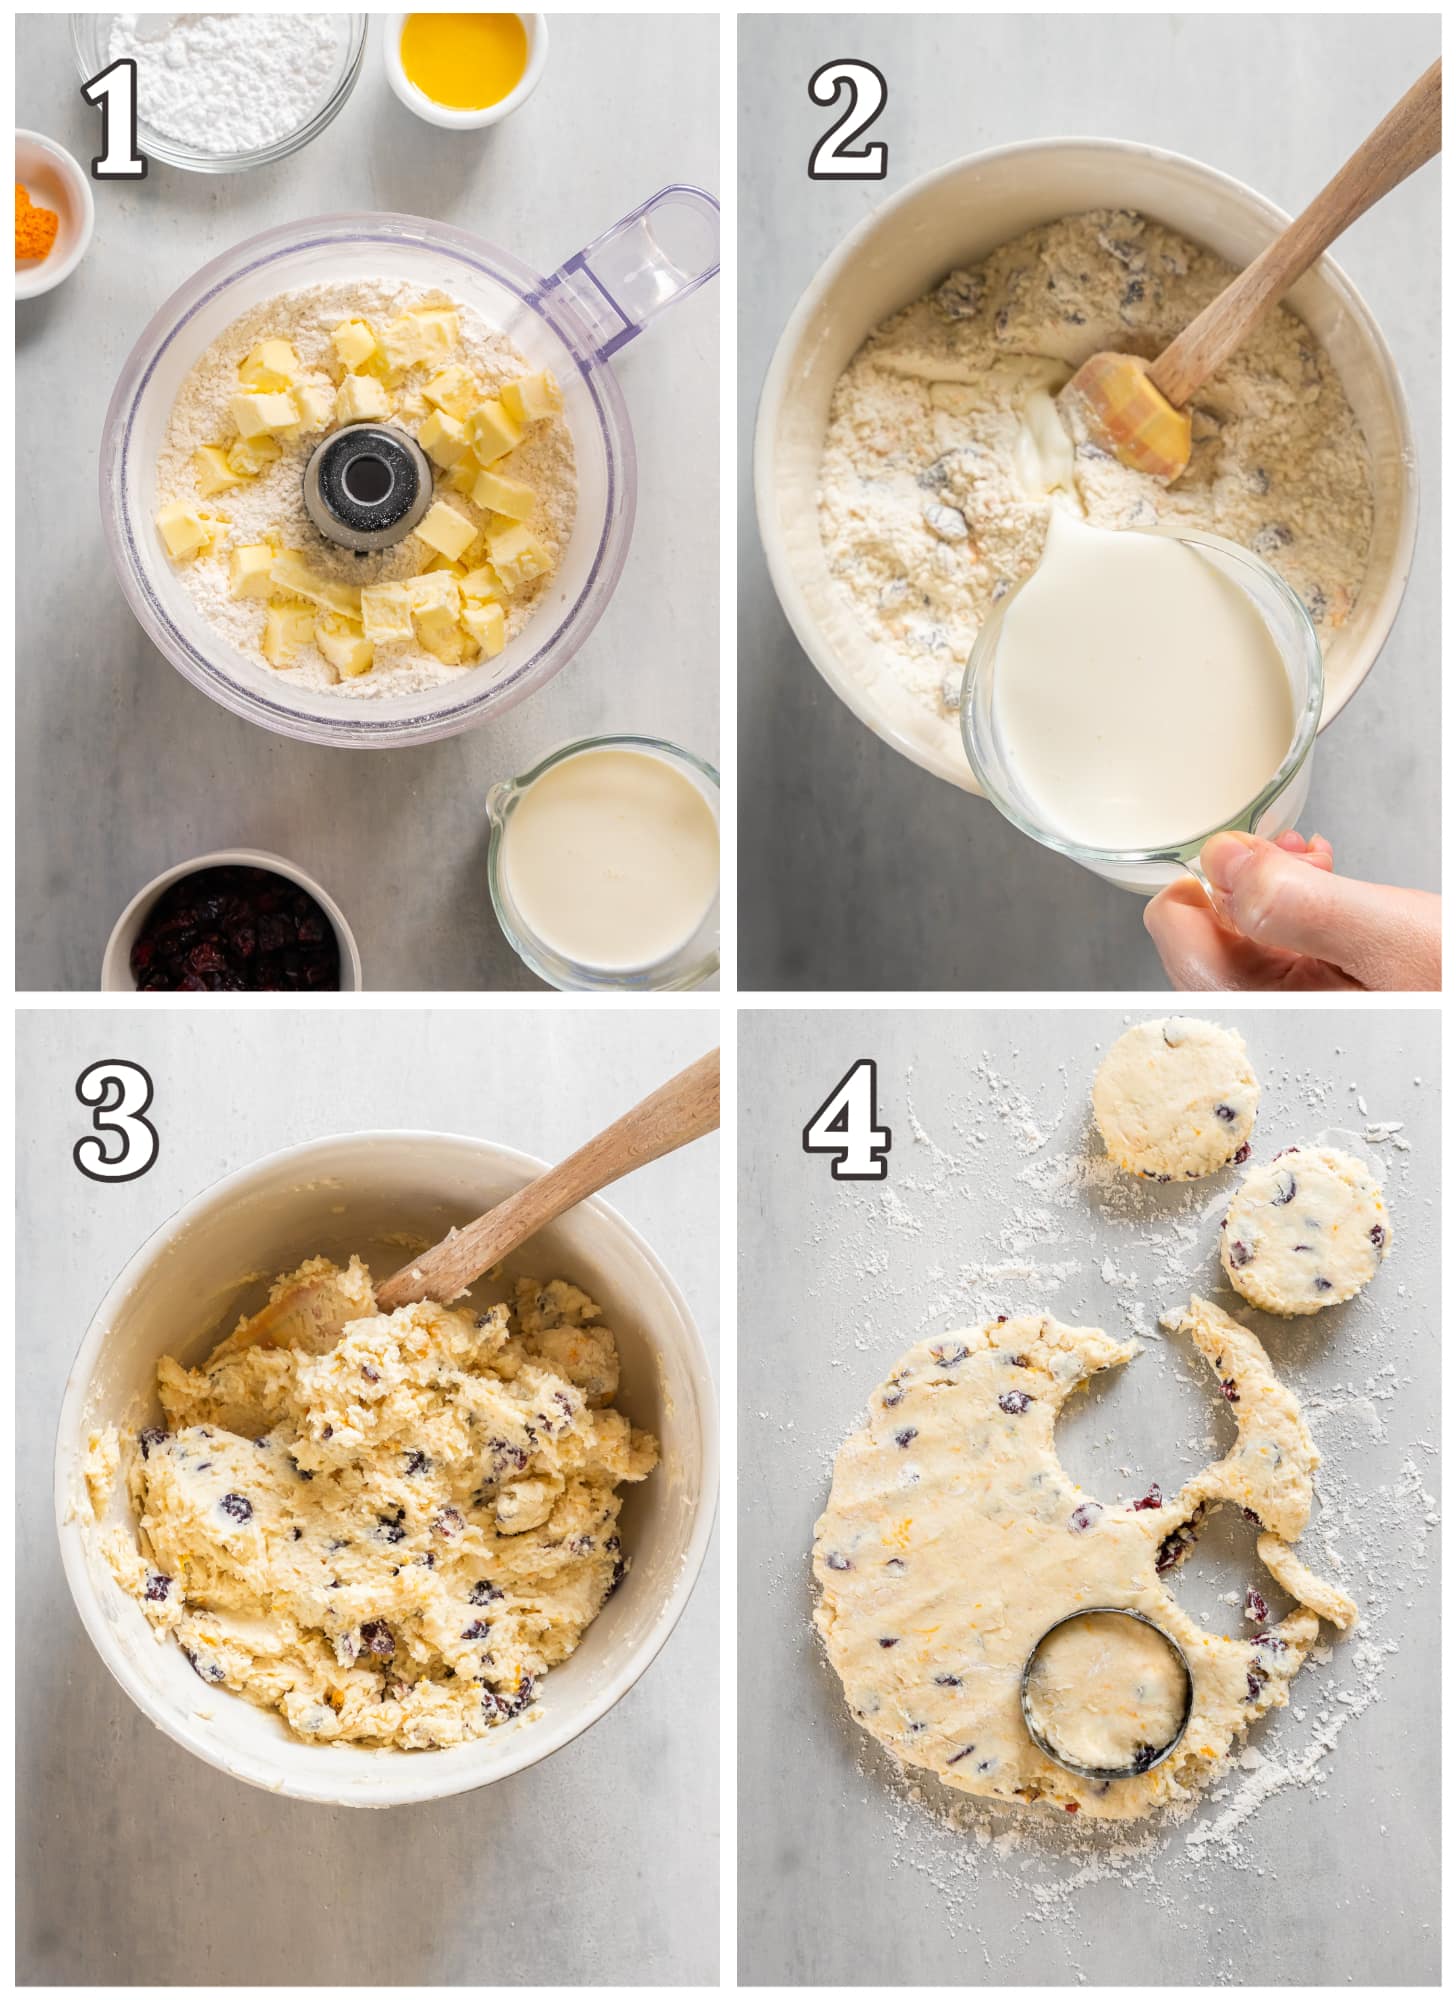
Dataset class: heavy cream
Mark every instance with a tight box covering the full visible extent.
[501,747,719,972]
[993,511,1296,851]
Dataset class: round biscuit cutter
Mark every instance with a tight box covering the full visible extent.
[1019,1606,1193,1781]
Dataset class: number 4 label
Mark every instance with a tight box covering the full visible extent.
[803,1059,891,1181]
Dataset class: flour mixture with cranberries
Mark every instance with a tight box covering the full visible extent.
[89,1257,655,1749]
[818,208,1373,737]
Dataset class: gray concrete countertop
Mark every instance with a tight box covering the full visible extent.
[19,1010,719,1985]
[738,15,1440,991]
[18,14,718,991]
[738,1008,1438,1983]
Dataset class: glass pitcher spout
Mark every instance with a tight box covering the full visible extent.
[533,185,720,363]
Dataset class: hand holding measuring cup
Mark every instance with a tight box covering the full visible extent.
[1145,832,1441,990]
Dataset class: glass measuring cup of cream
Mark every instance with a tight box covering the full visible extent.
[960,515,1323,895]
[487,736,720,990]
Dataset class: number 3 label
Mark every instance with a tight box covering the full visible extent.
[808,60,888,181]
[803,1059,891,1181]
[74,1061,159,1183]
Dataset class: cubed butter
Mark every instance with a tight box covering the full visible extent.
[418,409,470,469]
[270,551,364,620]
[239,338,299,390]
[331,320,380,373]
[226,435,282,478]
[446,451,482,496]
[459,563,503,602]
[462,599,507,659]
[229,543,276,599]
[415,500,477,563]
[471,465,536,521]
[334,374,392,426]
[405,570,462,616]
[360,582,415,646]
[486,520,551,593]
[262,602,316,668]
[501,370,562,425]
[380,307,459,374]
[194,445,242,497]
[157,501,211,561]
[422,364,478,421]
[468,397,524,466]
[316,614,374,680]
[230,390,298,439]
[291,383,335,431]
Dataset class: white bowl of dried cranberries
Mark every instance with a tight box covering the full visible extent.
[101,850,362,992]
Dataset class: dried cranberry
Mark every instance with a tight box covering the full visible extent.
[1245,1588,1269,1624]
[145,1572,172,1602]
[997,1391,1032,1415]
[1220,1379,1239,1404]
[432,1507,465,1539]
[1228,1240,1253,1268]
[1131,1484,1163,1511]
[1068,1502,1102,1535]
[1370,1224,1386,1249]
[1214,1103,1236,1123]
[403,1450,430,1476]
[878,1636,899,1649]
[461,1620,492,1641]
[469,1580,504,1604]
[138,1427,168,1460]
[893,1428,918,1449]
[825,1552,851,1572]
[1245,1663,1269,1702]
[218,1492,253,1524]
[129,865,340,994]
[1271,1170,1297,1205]
[1233,1143,1252,1165]
[360,1620,395,1660]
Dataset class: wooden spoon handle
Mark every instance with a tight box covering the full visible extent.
[1150,58,1440,409]
[375,1048,721,1311]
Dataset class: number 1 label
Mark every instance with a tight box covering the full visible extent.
[81,57,148,180]
[803,1059,891,1181]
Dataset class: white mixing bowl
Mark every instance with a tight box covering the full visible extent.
[56,1132,716,1807]
[755,138,1418,793]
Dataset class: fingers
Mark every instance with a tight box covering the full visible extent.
[1143,878,1356,991]
[1201,835,1440,990]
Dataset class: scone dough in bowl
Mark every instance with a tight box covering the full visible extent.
[1093,1017,1258,1181]
[1221,1144,1392,1316]
[89,1258,657,1750]
[812,1299,1354,1820]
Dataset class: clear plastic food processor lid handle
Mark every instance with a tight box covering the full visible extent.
[533,185,720,362]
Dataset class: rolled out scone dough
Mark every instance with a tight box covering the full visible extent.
[1222,1144,1392,1316]
[89,1257,657,1749]
[813,1296,1355,1819]
[1093,1017,1258,1181]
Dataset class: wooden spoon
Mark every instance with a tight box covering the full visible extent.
[1062,59,1441,482]
[236,1048,720,1351]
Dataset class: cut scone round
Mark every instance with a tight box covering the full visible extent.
[1221,1144,1391,1315]
[1092,1017,1258,1182]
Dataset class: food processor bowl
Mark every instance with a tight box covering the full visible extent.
[101,194,719,747]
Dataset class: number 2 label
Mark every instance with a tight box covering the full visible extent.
[803,1059,891,1181]
[74,1060,159,1183]
[808,60,888,182]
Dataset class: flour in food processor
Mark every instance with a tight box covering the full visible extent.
[818,209,1373,738]
[106,15,343,155]
[154,278,577,697]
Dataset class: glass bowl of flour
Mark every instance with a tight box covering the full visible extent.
[71,15,368,173]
